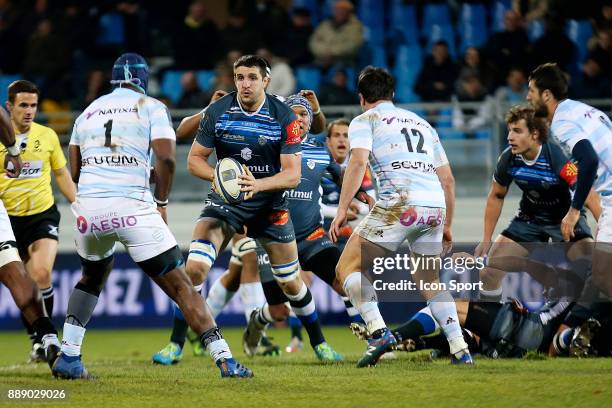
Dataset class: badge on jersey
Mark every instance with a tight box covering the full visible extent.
[285,119,301,145]
[14,160,43,179]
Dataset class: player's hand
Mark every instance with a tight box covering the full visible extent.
[157,206,168,224]
[329,208,348,243]
[299,90,320,113]
[474,241,492,258]
[239,165,260,200]
[442,225,453,256]
[3,154,22,178]
[210,90,228,104]
[356,191,375,210]
[561,208,580,241]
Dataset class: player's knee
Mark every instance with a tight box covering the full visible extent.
[79,256,113,295]
[269,303,290,321]
[271,258,300,284]
[480,266,504,287]
[187,240,216,278]
[28,266,52,287]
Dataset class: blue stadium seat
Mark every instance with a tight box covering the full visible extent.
[323,66,356,92]
[438,129,466,140]
[425,24,457,59]
[161,70,185,104]
[491,0,512,32]
[389,0,418,45]
[0,75,19,104]
[196,70,215,91]
[566,19,593,63]
[474,130,491,139]
[457,3,488,53]
[422,3,451,38]
[97,12,125,46]
[436,107,454,129]
[528,19,545,42]
[292,0,321,24]
[358,0,385,45]
[393,45,422,103]
[295,67,322,94]
[358,40,389,70]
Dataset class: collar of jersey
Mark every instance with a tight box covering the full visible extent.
[237,94,266,116]
[375,101,395,110]
[518,145,542,166]
[112,87,143,96]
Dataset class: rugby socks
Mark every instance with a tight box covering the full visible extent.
[32,317,60,348]
[480,286,503,302]
[170,284,203,348]
[255,303,275,328]
[343,272,387,334]
[61,285,99,357]
[41,286,54,317]
[428,291,469,357]
[239,282,265,323]
[342,296,365,324]
[286,282,325,348]
[200,327,232,362]
[393,306,439,342]
[552,328,574,355]
[288,311,303,341]
[206,278,236,319]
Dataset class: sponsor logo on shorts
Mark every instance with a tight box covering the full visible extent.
[400,208,442,227]
[268,210,289,226]
[400,208,418,226]
[48,225,59,237]
[77,216,88,233]
[306,227,325,241]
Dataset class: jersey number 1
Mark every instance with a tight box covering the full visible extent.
[104,119,113,147]
[401,128,427,154]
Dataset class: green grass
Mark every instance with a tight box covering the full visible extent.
[1,327,611,407]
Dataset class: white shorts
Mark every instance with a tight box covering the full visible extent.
[595,204,612,253]
[72,197,178,262]
[0,199,20,267]
[355,198,445,255]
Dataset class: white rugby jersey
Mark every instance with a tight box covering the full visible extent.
[349,101,448,207]
[551,99,612,205]
[70,87,175,201]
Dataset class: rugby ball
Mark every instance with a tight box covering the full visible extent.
[214,158,246,204]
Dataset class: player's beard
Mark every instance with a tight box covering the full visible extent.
[532,100,548,118]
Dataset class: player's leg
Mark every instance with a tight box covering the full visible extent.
[238,246,265,324]
[592,206,612,297]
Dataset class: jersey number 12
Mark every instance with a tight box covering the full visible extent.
[401,128,427,154]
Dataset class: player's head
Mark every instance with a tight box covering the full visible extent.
[357,66,394,110]
[6,80,39,132]
[527,63,568,117]
[110,53,149,94]
[233,54,271,107]
[326,118,350,162]
[505,105,548,155]
[285,94,312,139]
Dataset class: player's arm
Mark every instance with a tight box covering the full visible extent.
[436,164,456,250]
[152,138,176,223]
[68,145,81,183]
[176,90,228,140]
[53,166,76,203]
[300,90,326,134]
[329,147,369,242]
[584,188,601,222]
[0,107,21,177]
[240,153,301,200]
[476,180,509,257]
[187,141,215,181]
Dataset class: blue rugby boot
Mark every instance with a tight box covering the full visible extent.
[216,358,254,378]
[451,350,475,365]
[152,342,183,365]
[356,328,397,368]
[52,353,95,379]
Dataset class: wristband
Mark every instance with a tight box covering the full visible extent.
[313,108,321,116]
[154,197,168,207]
[6,143,20,156]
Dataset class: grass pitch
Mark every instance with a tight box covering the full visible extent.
[1,327,611,407]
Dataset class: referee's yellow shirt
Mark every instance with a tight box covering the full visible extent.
[0,122,67,216]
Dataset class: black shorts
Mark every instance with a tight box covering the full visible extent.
[501,215,592,244]
[296,227,335,264]
[200,199,295,243]
[9,204,60,255]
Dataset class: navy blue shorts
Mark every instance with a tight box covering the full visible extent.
[296,227,335,264]
[200,199,295,243]
[501,215,592,244]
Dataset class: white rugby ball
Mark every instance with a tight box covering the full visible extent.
[214,157,246,204]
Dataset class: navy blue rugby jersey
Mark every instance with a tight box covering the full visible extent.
[286,137,341,240]
[196,92,301,209]
[494,142,580,224]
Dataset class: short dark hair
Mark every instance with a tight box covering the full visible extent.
[505,105,549,143]
[233,54,271,79]
[8,80,39,103]
[357,66,394,104]
[326,118,350,138]
[528,63,568,100]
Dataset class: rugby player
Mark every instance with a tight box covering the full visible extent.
[179,55,336,361]
[1,80,76,361]
[475,105,600,302]
[527,63,612,298]
[0,106,60,370]
[330,66,472,367]
[52,53,252,379]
